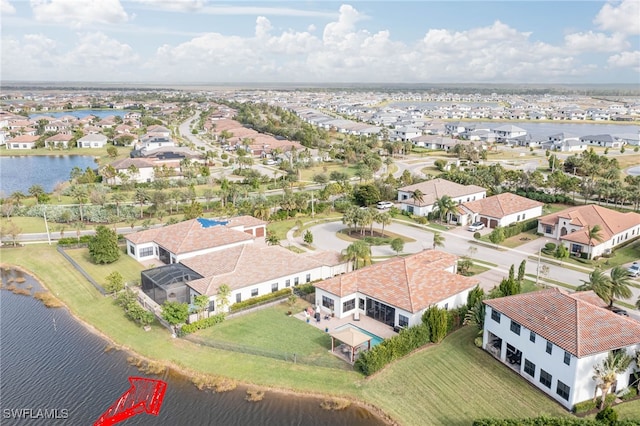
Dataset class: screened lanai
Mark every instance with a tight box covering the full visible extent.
[140,263,202,305]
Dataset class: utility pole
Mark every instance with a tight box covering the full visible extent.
[43,207,51,246]
[311,191,315,218]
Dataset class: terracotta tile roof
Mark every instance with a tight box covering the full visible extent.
[45,133,73,142]
[8,135,39,142]
[398,178,485,207]
[224,215,267,228]
[315,250,478,313]
[110,158,155,170]
[125,218,254,255]
[538,205,640,246]
[185,245,328,296]
[462,193,542,219]
[485,288,640,357]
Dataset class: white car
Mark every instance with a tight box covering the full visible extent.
[628,262,640,278]
[376,201,394,210]
[468,222,485,232]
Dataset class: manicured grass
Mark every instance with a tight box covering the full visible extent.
[298,163,358,182]
[465,263,490,276]
[1,217,48,234]
[520,279,543,294]
[361,327,569,426]
[64,247,145,284]
[193,300,345,369]
[336,228,416,244]
[501,229,541,249]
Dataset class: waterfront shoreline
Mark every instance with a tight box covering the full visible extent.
[1,262,398,426]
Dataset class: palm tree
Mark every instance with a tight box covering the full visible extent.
[342,241,371,271]
[608,266,633,308]
[110,191,126,218]
[216,284,232,314]
[134,188,150,219]
[434,195,457,224]
[577,268,612,305]
[592,350,633,409]
[411,189,424,207]
[376,211,392,236]
[432,232,445,250]
[586,224,605,259]
[68,185,88,222]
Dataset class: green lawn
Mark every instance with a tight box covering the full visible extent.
[298,163,358,182]
[612,399,640,420]
[501,229,541,249]
[64,246,145,284]
[1,217,48,234]
[361,327,569,426]
[192,299,346,369]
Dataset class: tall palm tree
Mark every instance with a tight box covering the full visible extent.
[216,284,232,314]
[577,268,612,305]
[608,266,633,308]
[376,211,392,236]
[592,350,633,409]
[586,224,605,259]
[432,232,445,250]
[342,241,371,271]
[411,189,424,207]
[434,195,457,224]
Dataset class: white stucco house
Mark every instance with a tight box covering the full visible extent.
[579,134,622,149]
[314,250,479,330]
[7,134,39,149]
[455,192,543,228]
[537,205,640,259]
[397,178,486,218]
[104,157,158,184]
[494,125,527,142]
[78,133,108,148]
[483,288,640,410]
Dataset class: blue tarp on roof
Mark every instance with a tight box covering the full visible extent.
[197,218,229,228]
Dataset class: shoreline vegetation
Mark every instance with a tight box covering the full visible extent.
[0,254,398,426]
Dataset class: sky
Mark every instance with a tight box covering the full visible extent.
[1,0,639,85]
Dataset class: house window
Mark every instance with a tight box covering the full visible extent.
[546,341,553,355]
[517,215,520,221]
[129,245,135,255]
[271,283,278,293]
[556,380,570,401]
[529,331,536,343]
[343,299,355,312]
[564,351,571,366]
[285,279,290,288]
[398,315,409,328]
[524,359,536,377]
[322,296,334,311]
[208,300,215,312]
[540,370,552,388]
[154,246,158,255]
[306,273,311,283]
[140,247,153,257]
[251,288,258,297]
[359,298,365,310]
[294,277,299,286]
[510,320,521,335]
[236,293,241,303]
[491,309,501,323]
[544,225,552,234]
[522,214,525,220]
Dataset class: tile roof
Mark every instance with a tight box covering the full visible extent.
[462,193,543,219]
[485,288,640,357]
[125,218,254,255]
[538,204,640,246]
[184,245,334,296]
[398,178,485,207]
[315,250,478,313]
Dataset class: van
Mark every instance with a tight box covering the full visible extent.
[376,201,393,209]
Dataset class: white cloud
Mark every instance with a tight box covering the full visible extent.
[30,0,129,27]
[564,31,629,52]
[130,0,205,12]
[1,0,16,14]
[607,51,640,71]
[594,0,640,35]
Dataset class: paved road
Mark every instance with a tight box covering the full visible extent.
[302,218,640,319]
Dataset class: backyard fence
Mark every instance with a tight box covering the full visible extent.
[57,246,106,295]
[184,334,353,371]
[134,286,174,332]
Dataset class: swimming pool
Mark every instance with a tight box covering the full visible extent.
[334,323,384,347]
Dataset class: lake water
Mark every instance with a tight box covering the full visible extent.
[0,269,385,426]
[29,110,132,120]
[0,155,97,195]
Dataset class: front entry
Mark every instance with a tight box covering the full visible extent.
[366,298,396,327]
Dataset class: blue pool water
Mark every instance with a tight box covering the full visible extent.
[334,323,384,347]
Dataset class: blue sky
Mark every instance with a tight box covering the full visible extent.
[1,1,639,84]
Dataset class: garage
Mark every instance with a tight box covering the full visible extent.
[489,219,499,228]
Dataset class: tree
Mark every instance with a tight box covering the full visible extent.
[161,301,189,326]
[183,200,203,220]
[422,305,448,343]
[193,294,210,320]
[488,227,505,245]
[577,268,612,305]
[517,260,526,283]
[376,211,392,236]
[508,264,515,281]
[303,229,313,245]
[411,188,424,207]
[265,230,280,246]
[608,266,633,308]
[88,225,120,264]
[342,241,371,270]
[69,186,88,222]
[586,224,605,259]
[434,195,456,224]
[432,232,445,250]
[498,277,520,297]
[458,258,473,276]
[466,285,485,309]
[216,284,231,314]
[1,221,22,246]
[592,350,633,409]
[134,188,150,219]
[104,271,124,295]
[463,301,485,330]
[390,237,404,255]
[554,244,569,260]
[106,145,118,158]
[28,184,48,204]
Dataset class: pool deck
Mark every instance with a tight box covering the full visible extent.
[294,309,398,340]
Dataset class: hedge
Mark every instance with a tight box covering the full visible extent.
[515,189,574,205]
[354,323,430,376]
[294,283,316,295]
[58,234,125,246]
[573,394,616,414]
[472,416,638,425]
[179,313,225,335]
[229,288,292,312]
[498,217,539,240]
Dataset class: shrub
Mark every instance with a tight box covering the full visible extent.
[473,232,481,240]
[422,305,448,343]
[595,406,617,424]
[544,242,557,252]
[619,386,637,401]
[229,288,292,312]
[295,283,315,295]
[179,314,225,335]
[573,399,597,414]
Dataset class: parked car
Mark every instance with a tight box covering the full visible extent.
[376,201,394,210]
[627,262,640,277]
[468,221,485,232]
[265,159,277,165]
[610,306,629,316]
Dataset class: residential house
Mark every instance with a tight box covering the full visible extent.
[393,126,422,141]
[104,158,157,184]
[494,125,527,142]
[44,133,73,149]
[483,288,640,410]
[7,134,39,149]
[397,178,486,217]
[537,204,640,259]
[456,193,543,228]
[314,250,479,329]
[78,133,108,148]
[580,134,622,149]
